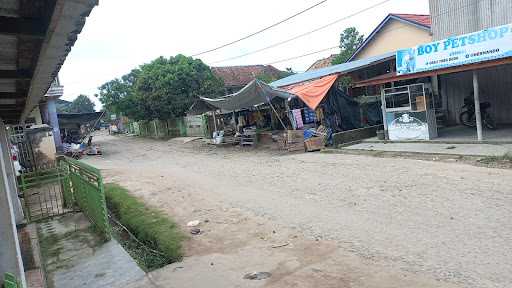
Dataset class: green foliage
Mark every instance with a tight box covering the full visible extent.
[104,183,184,264]
[332,27,364,65]
[65,94,96,113]
[97,69,142,119]
[337,76,353,90]
[97,55,224,120]
[56,99,72,113]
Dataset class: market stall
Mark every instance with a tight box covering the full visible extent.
[382,83,438,140]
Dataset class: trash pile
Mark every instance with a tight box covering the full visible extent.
[62,135,102,159]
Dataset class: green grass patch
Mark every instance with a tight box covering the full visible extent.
[104,183,184,270]
[478,152,512,165]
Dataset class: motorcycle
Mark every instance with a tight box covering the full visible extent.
[459,96,496,129]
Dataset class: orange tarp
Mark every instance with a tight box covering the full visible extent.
[283,74,338,110]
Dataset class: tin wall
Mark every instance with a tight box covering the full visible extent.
[440,64,512,125]
[430,0,512,40]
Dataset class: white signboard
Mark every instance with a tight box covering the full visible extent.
[387,112,429,141]
[396,23,512,75]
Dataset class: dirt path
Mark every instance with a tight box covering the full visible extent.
[85,132,512,288]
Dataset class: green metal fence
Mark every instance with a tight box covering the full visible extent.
[3,272,21,288]
[18,157,110,240]
[19,167,72,221]
[58,157,111,240]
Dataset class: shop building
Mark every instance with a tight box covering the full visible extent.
[351,0,512,142]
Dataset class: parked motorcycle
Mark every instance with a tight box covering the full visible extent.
[459,96,496,129]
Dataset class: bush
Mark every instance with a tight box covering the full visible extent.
[104,183,184,263]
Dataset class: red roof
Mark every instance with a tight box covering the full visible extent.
[391,13,431,28]
[306,54,338,71]
[211,65,283,88]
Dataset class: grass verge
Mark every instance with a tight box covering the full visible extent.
[478,152,512,165]
[104,183,184,270]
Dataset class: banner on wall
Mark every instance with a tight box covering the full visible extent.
[396,23,512,75]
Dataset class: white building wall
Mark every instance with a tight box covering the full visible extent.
[0,120,26,287]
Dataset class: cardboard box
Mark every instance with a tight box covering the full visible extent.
[304,137,324,152]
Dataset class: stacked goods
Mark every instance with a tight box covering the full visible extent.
[304,137,324,152]
[304,125,328,152]
[283,130,304,152]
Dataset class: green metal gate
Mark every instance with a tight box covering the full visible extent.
[18,157,110,240]
[19,167,72,221]
[59,157,110,239]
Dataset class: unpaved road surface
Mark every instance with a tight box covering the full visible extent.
[85,132,512,288]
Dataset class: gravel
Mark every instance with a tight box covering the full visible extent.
[86,133,512,288]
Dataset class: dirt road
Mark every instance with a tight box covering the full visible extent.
[85,132,512,288]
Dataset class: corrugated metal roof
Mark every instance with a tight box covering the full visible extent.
[270,51,395,88]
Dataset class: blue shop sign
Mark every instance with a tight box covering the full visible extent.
[396,23,512,75]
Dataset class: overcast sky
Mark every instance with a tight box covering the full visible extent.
[58,0,430,107]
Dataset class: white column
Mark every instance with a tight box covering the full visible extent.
[0,120,27,287]
[472,71,483,141]
[381,88,388,139]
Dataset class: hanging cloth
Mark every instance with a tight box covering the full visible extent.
[292,109,304,129]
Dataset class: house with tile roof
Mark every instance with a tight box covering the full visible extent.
[211,65,284,94]
[348,13,432,61]
[306,54,339,71]
[305,14,431,72]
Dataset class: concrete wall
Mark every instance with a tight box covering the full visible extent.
[353,19,432,61]
[441,64,512,125]
[430,0,512,40]
[28,106,43,125]
[0,120,26,286]
[185,115,205,137]
[332,125,383,146]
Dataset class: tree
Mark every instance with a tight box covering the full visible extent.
[134,55,224,120]
[56,99,72,113]
[97,55,224,120]
[68,94,95,113]
[97,69,141,119]
[332,27,364,65]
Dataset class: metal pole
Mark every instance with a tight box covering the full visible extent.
[381,87,388,138]
[472,71,483,141]
[268,100,287,130]
[255,80,287,130]
[212,111,217,132]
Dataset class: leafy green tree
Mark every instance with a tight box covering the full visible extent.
[332,27,364,65]
[97,70,141,119]
[68,94,95,113]
[56,99,72,113]
[98,55,223,120]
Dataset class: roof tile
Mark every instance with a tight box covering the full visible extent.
[211,65,283,88]
[391,13,431,28]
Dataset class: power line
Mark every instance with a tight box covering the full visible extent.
[210,0,391,64]
[266,46,339,65]
[191,0,329,57]
[256,1,483,66]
